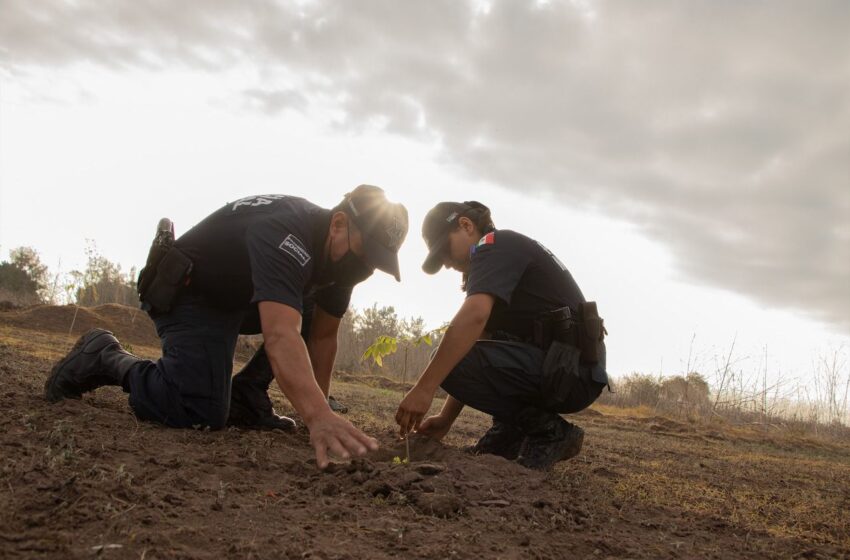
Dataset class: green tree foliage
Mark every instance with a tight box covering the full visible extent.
[360,308,445,382]
[0,246,49,305]
[333,304,441,379]
[70,242,138,307]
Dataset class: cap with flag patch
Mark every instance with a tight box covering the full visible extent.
[343,185,409,282]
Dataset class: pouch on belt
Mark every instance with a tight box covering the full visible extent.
[577,301,606,365]
[540,340,582,408]
[137,218,193,314]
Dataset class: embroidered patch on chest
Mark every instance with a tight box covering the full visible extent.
[279,234,311,266]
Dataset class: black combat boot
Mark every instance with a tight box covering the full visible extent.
[44,329,140,402]
[227,345,296,431]
[464,418,525,460]
[515,407,585,470]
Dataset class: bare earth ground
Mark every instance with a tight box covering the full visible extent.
[1,305,849,559]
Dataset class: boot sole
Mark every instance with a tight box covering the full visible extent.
[253,417,297,431]
[226,399,297,431]
[44,329,113,403]
[227,417,297,431]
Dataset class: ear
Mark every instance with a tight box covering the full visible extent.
[458,216,475,234]
[330,211,348,233]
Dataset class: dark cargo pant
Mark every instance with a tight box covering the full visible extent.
[440,339,608,425]
[123,293,312,429]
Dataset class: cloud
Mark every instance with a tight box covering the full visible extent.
[2,0,849,330]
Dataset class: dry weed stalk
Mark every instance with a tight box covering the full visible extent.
[600,338,849,437]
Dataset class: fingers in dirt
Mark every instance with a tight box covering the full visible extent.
[398,416,412,438]
[351,428,379,451]
[315,445,330,470]
[326,437,351,460]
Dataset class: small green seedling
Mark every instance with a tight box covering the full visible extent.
[363,325,446,468]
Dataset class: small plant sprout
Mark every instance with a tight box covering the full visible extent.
[362,326,446,465]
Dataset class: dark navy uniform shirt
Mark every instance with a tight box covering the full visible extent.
[465,229,586,342]
[175,195,352,332]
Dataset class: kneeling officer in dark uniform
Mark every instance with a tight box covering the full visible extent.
[45,186,408,469]
[396,201,608,470]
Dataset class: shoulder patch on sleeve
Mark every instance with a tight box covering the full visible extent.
[279,234,311,266]
[471,231,496,256]
[477,232,495,247]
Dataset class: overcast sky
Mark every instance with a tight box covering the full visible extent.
[1,0,848,382]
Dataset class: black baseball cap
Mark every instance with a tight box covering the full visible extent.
[421,201,474,274]
[343,185,409,282]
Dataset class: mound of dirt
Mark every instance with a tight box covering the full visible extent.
[0,303,158,347]
[369,433,454,463]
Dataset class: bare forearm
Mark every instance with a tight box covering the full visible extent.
[309,337,338,396]
[439,395,465,422]
[416,314,486,394]
[265,333,331,424]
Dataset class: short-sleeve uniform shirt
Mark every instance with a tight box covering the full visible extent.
[175,195,352,332]
[464,229,585,341]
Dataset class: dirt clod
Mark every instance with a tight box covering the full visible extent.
[415,493,464,518]
[351,471,370,484]
[320,481,340,496]
[415,463,445,476]
[364,480,393,498]
[396,471,424,488]
[478,499,511,507]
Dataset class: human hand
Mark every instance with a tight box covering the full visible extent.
[395,385,435,437]
[416,414,454,441]
[307,412,379,470]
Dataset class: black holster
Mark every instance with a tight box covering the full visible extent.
[541,340,582,408]
[534,302,606,365]
[137,218,193,314]
[576,302,606,365]
[533,306,574,351]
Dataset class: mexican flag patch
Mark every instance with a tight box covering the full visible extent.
[471,231,495,255]
[477,232,495,247]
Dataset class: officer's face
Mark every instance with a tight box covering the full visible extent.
[440,218,478,273]
[328,213,367,262]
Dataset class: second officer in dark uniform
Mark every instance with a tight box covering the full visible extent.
[395,201,608,470]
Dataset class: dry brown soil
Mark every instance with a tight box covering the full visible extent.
[1,305,849,559]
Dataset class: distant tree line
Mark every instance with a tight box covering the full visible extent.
[0,243,136,308]
[598,372,712,417]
